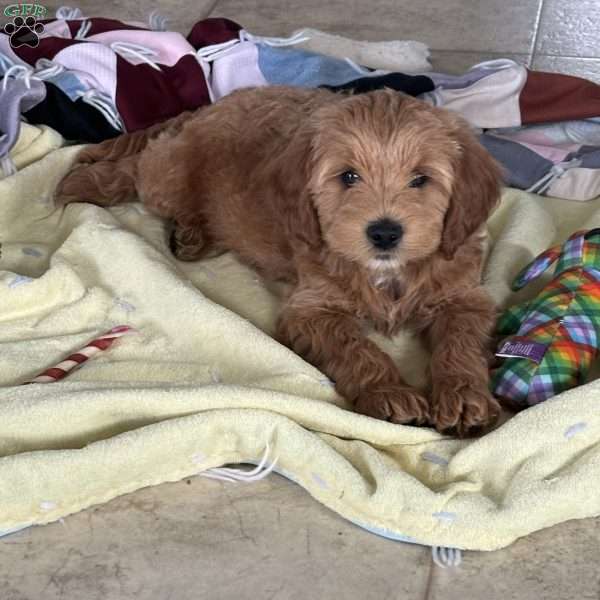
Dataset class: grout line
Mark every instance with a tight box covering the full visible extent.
[422,553,436,600]
[430,50,600,61]
[429,48,529,56]
[532,53,600,60]
[529,0,546,67]
[429,48,600,61]
[202,0,221,18]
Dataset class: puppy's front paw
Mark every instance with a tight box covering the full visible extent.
[355,384,430,425]
[169,225,207,262]
[54,165,88,206]
[430,378,500,437]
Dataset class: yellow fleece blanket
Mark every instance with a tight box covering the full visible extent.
[2,125,600,552]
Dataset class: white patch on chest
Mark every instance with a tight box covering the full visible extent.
[366,260,405,323]
[368,257,402,272]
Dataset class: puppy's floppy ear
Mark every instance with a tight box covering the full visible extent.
[273,123,324,253]
[440,128,503,260]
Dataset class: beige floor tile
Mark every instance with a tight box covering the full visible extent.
[532,55,600,84]
[430,51,530,74]
[212,0,542,54]
[1,474,431,600]
[428,517,600,600]
[536,0,600,58]
[41,1,218,34]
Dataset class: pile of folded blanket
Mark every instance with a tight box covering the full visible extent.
[2,6,600,201]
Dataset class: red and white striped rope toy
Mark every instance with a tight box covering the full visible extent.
[23,326,135,384]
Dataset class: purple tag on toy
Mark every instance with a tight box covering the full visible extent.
[496,340,547,364]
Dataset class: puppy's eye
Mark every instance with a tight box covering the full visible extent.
[408,174,429,188]
[340,170,361,187]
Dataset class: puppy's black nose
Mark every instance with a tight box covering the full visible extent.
[366,219,403,250]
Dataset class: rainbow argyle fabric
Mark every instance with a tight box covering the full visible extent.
[492,229,600,407]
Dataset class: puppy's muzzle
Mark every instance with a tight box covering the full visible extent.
[366,219,403,251]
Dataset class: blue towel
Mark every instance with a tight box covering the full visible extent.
[257,44,369,88]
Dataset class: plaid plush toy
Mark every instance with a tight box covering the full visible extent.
[492,228,600,407]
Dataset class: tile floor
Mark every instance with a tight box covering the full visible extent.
[3,1,600,598]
